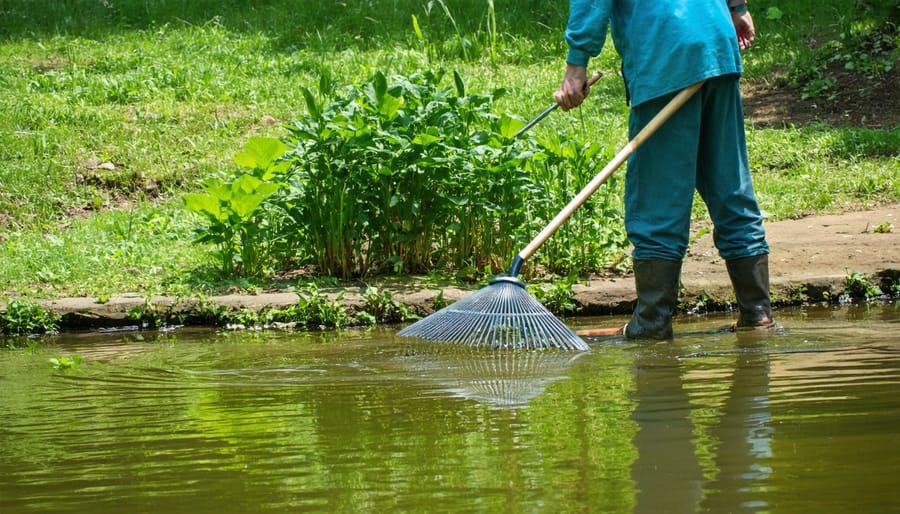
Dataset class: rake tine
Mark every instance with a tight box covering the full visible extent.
[397,278,589,351]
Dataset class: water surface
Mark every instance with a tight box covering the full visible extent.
[2,304,898,512]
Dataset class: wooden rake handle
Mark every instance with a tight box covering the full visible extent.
[511,80,706,274]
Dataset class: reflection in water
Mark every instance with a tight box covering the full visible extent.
[699,332,774,514]
[629,332,779,513]
[612,329,820,513]
[630,343,706,513]
[1,306,899,513]
[397,345,587,408]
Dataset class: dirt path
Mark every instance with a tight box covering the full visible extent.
[41,203,899,329]
[575,203,899,314]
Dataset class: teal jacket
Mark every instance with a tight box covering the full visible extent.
[565,0,743,106]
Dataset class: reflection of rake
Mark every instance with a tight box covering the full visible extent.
[404,346,586,408]
[456,350,585,407]
[399,81,705,351]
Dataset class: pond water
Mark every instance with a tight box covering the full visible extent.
[1,303,898,513]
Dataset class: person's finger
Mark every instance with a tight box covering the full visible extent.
[555,83,583,111]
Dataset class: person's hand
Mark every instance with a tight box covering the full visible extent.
[555,64,590,111]
[731,9,755,51]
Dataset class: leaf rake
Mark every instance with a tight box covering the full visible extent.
[398,81,705,351]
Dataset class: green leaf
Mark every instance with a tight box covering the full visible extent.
[300,86,320,118]
[205,180,233,202]
[412,132,441,146]
[231,193,267,221]
[318,68,334,97]
[373,71,388,108]
[183,193,225,221]
[499,114,526,139]
[228,175,280,220]
[411,14,424,41]
[364,71,403,119]
[379,93,403,119]
[233,137,290,172]
[453,70,465,97]
[232,174,263,195]
[581,141,603,160]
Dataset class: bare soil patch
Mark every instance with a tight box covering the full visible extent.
[742,66,900,129]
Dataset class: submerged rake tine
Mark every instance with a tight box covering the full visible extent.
[515,311,530,350]
[527,317,545,350]
[521,296,546,349]
[467,320,485,348]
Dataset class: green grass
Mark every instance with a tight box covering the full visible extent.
[748,124,900,218]
[0,202,210,298]
[0,0,898,298]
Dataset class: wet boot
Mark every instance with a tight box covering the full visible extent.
[726,254,776,330]
[624,258,683,340]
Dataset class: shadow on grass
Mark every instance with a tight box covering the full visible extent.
[0,0,567,53]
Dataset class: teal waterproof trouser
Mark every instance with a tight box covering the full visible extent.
[624,76,769,261]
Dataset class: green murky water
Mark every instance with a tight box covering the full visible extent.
[2,304,899,513]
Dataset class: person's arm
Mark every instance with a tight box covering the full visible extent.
[728,0,755,51]
[557,0,612,111]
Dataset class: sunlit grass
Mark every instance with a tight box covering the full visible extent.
[0,0,897,298]
[0,201,210,298]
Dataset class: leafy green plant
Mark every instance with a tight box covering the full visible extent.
[281,69,630,281]
[685,291,710,316]
[50,355,82,371]
[528,273,580,316]
[872,271,900,299]
[873,222,893,234]
[526,134,628,275]
[1,298,58,335]
[126,296,166,329]
[832,19,898,79]
[361,286,417,323]
[125,294,194,329]
[791,56,837,101]
[294,283,351,329]
[184,137,291,277]
[789,15,899,100]
[433,290,449,310]
[843,271,883,301]
[285,69,532,278]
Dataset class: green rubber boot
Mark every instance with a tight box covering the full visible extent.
[624,258,683,340]
[726,254,776,329]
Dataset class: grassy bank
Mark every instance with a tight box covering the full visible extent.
[0,0,898,301]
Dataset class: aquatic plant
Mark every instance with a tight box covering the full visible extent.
[361,286,418,323]
[49,355,82,371]
[0,298,58,336]
[843,271,884,301]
